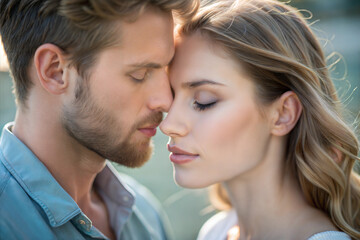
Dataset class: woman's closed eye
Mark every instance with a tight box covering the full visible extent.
[193,90,218,111]
[193,101,217,111]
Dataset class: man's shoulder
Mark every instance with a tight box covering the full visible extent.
[0,159,49,238]
[0,158,11,197]
[0,158,32,209]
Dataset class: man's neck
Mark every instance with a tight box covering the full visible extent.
[12,110,106,207]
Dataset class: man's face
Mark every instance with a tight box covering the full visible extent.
[62,8,174,167]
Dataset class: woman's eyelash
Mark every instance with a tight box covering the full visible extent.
[193,101,217,111]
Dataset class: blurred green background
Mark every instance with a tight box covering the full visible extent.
[0,1,359,239]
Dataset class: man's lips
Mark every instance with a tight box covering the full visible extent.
[167,144,199,164]
[138,125,159,137]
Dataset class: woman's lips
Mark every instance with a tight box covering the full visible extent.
[167,145,199,164]
[169,153,199,164]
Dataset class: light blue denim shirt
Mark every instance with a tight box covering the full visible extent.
[0,123,172,240]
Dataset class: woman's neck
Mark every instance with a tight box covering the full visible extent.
[222,139,336,240]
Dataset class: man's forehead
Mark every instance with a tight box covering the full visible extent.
[102,8,175,70]
[126,52,174,70]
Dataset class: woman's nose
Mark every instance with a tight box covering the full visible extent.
[159,105,189,138]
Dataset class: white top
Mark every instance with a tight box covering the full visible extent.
[197,209,351,240]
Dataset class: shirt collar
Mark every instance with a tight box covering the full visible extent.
[0,122,135,228]
[0,122,80,227]
[95,162,135,209]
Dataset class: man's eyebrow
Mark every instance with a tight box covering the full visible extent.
[129,57,174,69]
[181,79,225,88]
[129,62,163,69]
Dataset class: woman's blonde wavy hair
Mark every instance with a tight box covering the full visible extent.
[178,0,360,238]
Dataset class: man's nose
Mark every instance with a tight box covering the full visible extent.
[147,70,173,112]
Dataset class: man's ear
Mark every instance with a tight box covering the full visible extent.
[271,91,302,136]
[34,43,68,95]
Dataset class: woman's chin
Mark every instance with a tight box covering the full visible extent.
[173,172,213,189]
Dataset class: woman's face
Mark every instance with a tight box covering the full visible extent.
[160,33,273,188]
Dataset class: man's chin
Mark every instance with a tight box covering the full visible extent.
[108,140,154,168]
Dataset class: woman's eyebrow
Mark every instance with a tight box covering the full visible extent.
[181,79,225,88]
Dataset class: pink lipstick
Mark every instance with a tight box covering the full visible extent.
[167,145,199,164]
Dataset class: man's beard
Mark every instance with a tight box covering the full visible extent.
[61,76,163,168]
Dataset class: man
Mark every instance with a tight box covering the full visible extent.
[0,0,198,239]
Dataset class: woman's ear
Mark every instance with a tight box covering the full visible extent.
[271,91,303,136]
[34,43,68,95]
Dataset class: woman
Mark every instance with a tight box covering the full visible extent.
[160,0,360,239]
